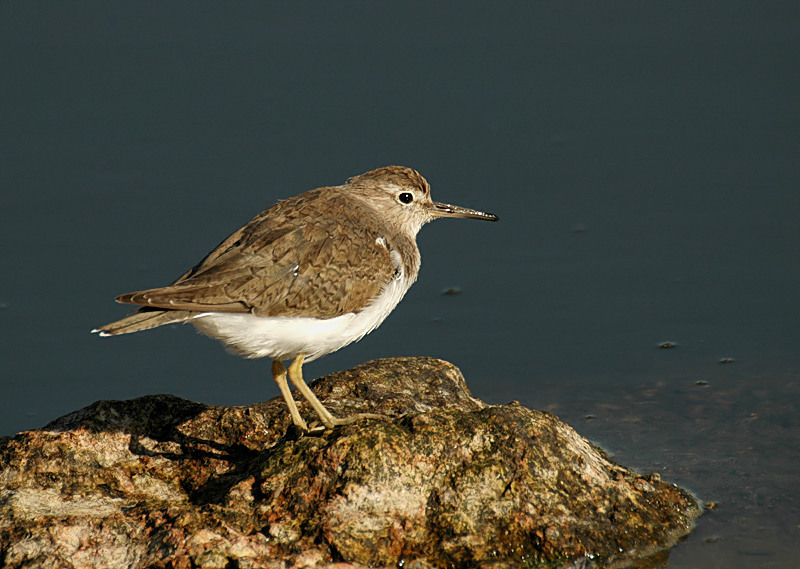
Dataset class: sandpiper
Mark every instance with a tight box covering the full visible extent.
[93,166,498,431]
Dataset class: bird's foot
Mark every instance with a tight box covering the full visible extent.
[306,412,391,433]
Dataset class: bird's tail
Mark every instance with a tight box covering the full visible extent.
[92,308,195,336]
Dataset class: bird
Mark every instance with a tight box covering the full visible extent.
[93,166,498,432]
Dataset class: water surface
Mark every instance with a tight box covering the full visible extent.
[1,3,798,567]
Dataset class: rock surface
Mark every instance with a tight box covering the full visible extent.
[0,357,700,568]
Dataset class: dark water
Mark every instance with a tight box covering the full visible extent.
[1,3,798,567]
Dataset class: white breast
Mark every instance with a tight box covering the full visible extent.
[191,249,414,362]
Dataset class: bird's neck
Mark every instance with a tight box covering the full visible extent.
[392,232,422,283]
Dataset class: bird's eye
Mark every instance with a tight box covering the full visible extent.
[399,192,413,204]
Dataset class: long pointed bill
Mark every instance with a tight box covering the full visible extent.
[431,201,499,222]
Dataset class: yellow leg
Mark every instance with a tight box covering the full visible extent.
[287,354,337,429]
[287,354,389,430]
[271,359,308,431]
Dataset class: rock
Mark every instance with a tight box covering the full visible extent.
[0,357,700,568]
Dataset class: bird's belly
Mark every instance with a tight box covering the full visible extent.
[191,275,411,361]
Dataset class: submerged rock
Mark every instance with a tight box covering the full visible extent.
[0,357,700,568]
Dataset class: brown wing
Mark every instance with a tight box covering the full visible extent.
[115,188,396,319]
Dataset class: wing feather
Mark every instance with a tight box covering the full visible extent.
[115,189,397,319]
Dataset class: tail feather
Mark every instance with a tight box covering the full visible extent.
[92,309,196,336]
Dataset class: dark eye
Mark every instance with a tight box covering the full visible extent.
[399,192,413,204]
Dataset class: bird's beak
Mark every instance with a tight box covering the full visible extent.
[430,201,499,222]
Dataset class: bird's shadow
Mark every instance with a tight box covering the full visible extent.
[42,393,312,507]
[35,358,479,507]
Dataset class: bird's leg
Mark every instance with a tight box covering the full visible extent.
[287,354,390,430]
[271,359,308,431]
[287,354,337,429]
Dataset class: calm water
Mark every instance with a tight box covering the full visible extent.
[1,3,798,567]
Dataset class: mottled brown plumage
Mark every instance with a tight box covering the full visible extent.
[116,187,406,319]
[94,166,498,432]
